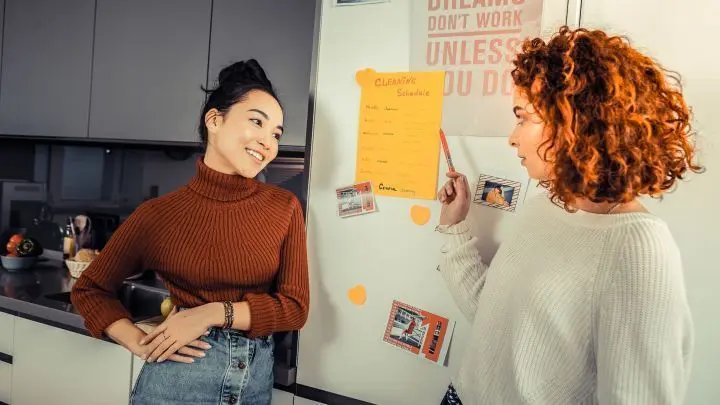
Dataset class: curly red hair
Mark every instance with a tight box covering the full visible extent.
[511,26,702,210]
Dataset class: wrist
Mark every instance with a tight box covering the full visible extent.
[202,302,226,328]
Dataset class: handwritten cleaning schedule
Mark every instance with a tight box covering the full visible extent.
[354,68,445,200]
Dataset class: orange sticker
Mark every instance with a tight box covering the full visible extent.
[347,284,367,306]
[410,205,431,225]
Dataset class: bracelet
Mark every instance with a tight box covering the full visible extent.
[222,301,234,329]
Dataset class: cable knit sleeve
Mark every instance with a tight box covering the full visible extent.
[595,222,693,405]
[244,196,309,337]
[437,220,489,322]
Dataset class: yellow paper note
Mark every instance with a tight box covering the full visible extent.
[355,68,445,200]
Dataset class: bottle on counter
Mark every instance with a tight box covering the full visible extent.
[62,216,76,261]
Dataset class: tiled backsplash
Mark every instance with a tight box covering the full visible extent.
[0,139,305,250]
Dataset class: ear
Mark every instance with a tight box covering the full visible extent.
[204,108,223,133]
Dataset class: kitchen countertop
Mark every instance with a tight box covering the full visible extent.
[0,258,163,338]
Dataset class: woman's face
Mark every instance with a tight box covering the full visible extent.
[205,90,284,178]
[508,88,551,181]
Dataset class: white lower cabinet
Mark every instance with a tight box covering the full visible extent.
[10,318,132,405]
[0,311,15,405]
[271,388,295,405]
[0,362,11,405]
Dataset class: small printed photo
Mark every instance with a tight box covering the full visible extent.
[387,306,427,351]
[335,0,389,5]
[336,181,377,218]
[473,174,522,212]
[383,300,456,366]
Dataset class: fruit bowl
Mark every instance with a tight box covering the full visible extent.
[1,255,38,272]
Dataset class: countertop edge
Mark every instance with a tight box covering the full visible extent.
[0,295,91,337]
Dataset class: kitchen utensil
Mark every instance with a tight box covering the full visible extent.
[73,215,92,249]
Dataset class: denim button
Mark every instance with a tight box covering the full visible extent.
[229,394,238,404]
[238,361,246,369]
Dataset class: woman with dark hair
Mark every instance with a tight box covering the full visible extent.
[437,27,700,405]
[71,59,309,405]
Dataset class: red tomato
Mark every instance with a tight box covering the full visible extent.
[6,242,17,255]
[8,234,23,246]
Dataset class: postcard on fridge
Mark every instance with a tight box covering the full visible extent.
[336,181,377,218]
[473,174,522,212]
[383,300,455,366]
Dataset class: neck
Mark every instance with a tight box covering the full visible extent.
[572,198,646,215]
[573,199,620,214]
[187,157,257,202]
[203,148,237,175]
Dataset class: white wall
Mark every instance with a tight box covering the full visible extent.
[578,1,720,403]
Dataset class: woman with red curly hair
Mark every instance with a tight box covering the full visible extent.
[437,26,701,405]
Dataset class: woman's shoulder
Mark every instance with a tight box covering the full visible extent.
[255,183,302,209]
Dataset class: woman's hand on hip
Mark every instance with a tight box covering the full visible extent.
[438,171,471,226]
[139,305,214,363]
[106,318,208,364]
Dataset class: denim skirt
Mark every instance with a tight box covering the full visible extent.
[131,327,274,405]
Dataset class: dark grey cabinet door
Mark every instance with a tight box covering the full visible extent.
[0,0,95,138]
[208,0,317,147]
[0,1,4,94]
[89,0,211,143]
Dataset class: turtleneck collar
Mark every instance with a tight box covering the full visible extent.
[187,157,258,201]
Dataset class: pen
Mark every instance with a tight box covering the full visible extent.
[439,128,455,172]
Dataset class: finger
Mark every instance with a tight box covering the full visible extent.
[148,336,176,362]
[139,323,167,345]
[437,188,447,202]
[168,306,178,317]
[186,339,212,350]
[446,171,465,179]
[168,354,195,364]
[454,174,469,196]
[444,181,454,196]
[140,332,168,358]
[177,346,207,359]
[158,341,183,363]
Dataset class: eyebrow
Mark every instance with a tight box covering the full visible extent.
[249,108,284,133]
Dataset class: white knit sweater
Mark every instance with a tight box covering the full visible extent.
[438,193,693,405]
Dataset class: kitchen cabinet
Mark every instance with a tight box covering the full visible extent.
[271,389,295,405]
[10,318,132,405]
[208,0,317,148]
[0,0,95,138]
[294,397,325,405]
[0,312,14,405]
[0,0,4,95]
[88,0,212,143]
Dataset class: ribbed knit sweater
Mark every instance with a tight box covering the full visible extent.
[438,193,693,404]
[71,158,309,339]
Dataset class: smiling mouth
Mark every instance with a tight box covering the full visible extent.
[245,148,265,163]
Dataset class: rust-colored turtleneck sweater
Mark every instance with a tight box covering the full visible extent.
[71,158,309,339]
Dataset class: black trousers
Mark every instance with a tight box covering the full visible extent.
[440,384,463,405]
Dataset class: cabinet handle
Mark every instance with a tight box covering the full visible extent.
[0,352,11,364]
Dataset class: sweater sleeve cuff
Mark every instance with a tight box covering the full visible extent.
[244,293,276,338]
[435,220,472,253]
[84,303,132,339]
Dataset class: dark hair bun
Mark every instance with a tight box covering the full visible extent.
[217,59,272,88]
